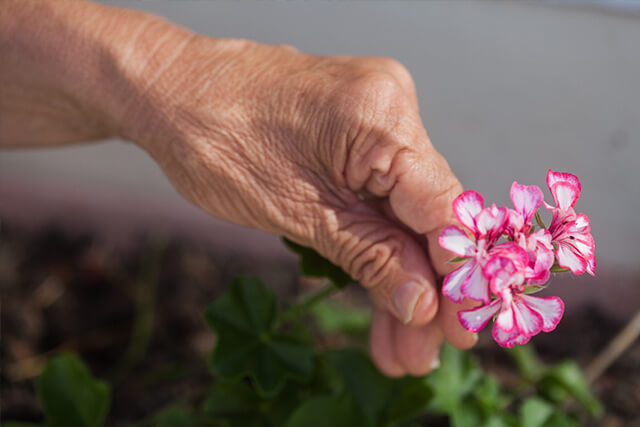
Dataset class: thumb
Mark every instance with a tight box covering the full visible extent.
[318,207,439,326]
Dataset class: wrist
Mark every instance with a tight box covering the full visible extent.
[99,13,249,156]
[114,37,255,160]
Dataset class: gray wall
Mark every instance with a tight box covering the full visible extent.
[2,1,639,276]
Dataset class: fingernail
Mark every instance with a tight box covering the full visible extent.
[392,281,424,324]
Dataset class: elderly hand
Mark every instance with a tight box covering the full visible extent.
[1,0,477,376]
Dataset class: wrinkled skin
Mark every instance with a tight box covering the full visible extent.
[1,0,478,376]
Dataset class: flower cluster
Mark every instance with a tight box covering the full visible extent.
[439,170,595,347]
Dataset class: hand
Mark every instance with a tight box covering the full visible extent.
[119,33,479,375]
[1,1,478,377]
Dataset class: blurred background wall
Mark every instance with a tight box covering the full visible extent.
[1,1,639,314]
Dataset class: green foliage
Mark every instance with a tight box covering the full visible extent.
[284,395,360,427]
[201,380,300,427]
[15,238,603,427]
[508,344,544,383]
[204,277,315,397]
[538,361,603,417]
[36,354,111,427]
[328,349,433,427]
[143,405,200,427]
[518,397,554,427]
[282,238,353,288]
[426,344,514,427]
[309,300,371,335]
[426,343,484,414]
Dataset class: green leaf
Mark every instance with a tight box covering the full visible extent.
[425,344,483,414]
[202,381,298,427]
[451,395,515,427]
[543,411,579,427]
[309,301,371,335]
[508,344,544,382]
[205,277,315,397]
[327,349,391,425]
[282,238,353,288]
[549,265,570,273]
[450,399,484,427]
[36,354,111,427]
[539,361,602,417]
[518,397,553,427]
[202,381,260,416]
[383,376,433,426]
[327,349,432,427]
[472,376,507,416]
[485,415,517,427]
[447,256,471,264]
[149,406,199,427]
[523,285,547,294]
[284,395,360,427]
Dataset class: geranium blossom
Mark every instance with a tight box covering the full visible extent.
[439,170,595,347]
[439,190,508,304]
[507,182,554,285]
[458,243,564,347]
[544,170,596,275]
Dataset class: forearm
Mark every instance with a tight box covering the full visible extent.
[0,0,197,148]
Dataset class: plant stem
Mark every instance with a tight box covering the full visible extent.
[535,211,546,229]
[585,308,640,383]
[279,282,339,322]
[109,237,167,384]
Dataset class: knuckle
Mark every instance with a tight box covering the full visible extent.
[274,43,299,54]
[365,146,413,196]
[375,57,415,90]
[342,71,407,114]
[340,226,403,288]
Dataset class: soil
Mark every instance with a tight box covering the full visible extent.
[1,224,639,426]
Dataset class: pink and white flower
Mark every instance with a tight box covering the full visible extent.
[439,190,508,304]
[458,243,564,347]
[507,182,554,285]
[544,170,596,275]
[439,171,593,348]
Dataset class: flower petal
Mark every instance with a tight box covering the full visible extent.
[460,261,491,303]
[555,243,588,275]
[547,170,582,194]
[485,243,528,293]
[568,213,591,234]
[525,234,554,285]
[530,229,553,251]
[507,210,524,236]
[587,255,596,276]
[439,225,476,257]
[510,182,543,224]
[452,190,484,233]
[492,324,531,348]
[550,182,580,211]
[526,247,553,285]
[476,205,508,239]
[442,260,475,303]
[519,294,564,332]
[495,294,515,332]
[512,297,544,337]
[458,299,501,332]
